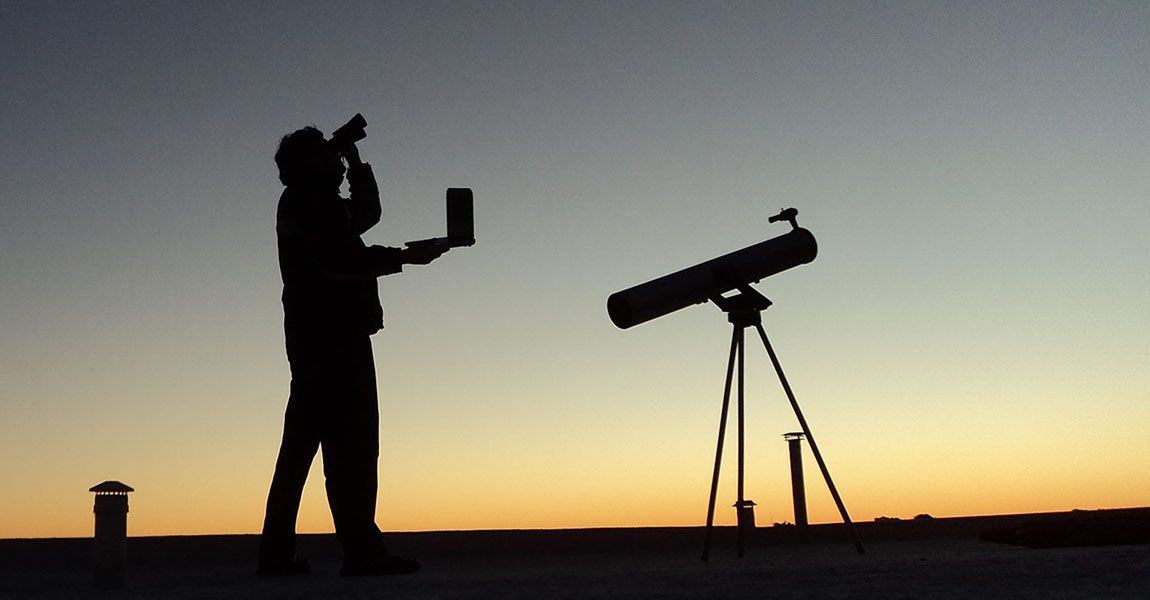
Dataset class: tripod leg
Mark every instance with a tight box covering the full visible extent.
[702,325,740,561]
[753,324,866,555]
[736,326,746,558]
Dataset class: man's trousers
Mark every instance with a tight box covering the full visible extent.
[261,330,383,560]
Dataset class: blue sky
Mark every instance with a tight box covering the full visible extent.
[1,1,1147,536]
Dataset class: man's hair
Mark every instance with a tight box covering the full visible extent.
[274,126,327,186]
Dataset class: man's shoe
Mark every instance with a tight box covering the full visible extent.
[257,555,311,576]
[340,553,421,576]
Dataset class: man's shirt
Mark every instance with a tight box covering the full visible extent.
[276,163,403,336]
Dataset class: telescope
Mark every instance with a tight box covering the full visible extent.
[606,207,864,560]
[607,208,816,329]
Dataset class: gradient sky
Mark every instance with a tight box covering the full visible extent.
[1,1,1147,539]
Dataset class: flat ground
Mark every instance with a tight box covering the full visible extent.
[3,514,1148,599]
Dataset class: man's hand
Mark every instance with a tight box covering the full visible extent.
[402,239,449,265]
[338,142,363,168]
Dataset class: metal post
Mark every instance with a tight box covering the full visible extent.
[785,432,808,528]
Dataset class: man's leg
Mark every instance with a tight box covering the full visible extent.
[259,337,323,570]
[320,334,383,556]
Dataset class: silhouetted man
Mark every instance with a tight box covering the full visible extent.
[259,126,444,576]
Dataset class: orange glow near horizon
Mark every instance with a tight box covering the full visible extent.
[4,416,1148,540]
[3,339,1148,540]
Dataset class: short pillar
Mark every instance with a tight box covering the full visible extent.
[90,481,134,589]
[734,499,757,533]
[784,432,808,528]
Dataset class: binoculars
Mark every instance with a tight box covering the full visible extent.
[330,113,367,150]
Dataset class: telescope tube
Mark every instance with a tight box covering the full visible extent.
[607,228,817,329]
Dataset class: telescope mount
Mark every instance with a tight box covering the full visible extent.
[702,283,865,560]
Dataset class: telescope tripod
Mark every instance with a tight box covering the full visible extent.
[701,285,865,560]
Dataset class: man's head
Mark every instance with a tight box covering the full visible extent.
[274,127,345,189]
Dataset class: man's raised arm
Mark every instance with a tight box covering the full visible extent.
[345,152,381,235]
